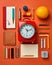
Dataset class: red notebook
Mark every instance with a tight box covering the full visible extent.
[3,7,16,29]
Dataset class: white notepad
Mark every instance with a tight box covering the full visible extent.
[20,44,38,58]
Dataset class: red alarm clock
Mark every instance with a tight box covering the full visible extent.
[18,20,37,44]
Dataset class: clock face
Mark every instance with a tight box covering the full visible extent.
[20,24,35,39]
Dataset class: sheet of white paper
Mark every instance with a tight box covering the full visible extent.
[6,7,15,28]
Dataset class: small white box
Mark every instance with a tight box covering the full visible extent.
[41,51,48,58]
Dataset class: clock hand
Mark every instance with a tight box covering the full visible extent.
[25,29,28,32]
[25,28,32,32]
[28,29,32,31]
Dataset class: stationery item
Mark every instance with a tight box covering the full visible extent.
[4,31,16,46]
[23,12,31,17]
[38,28,50,30]
[4,48,6,58]
[8,20,10,25]
[32,8,34,20]
[12,8,15,24]
[18,8,21,20]
[47,35,49,48]
[39,33,50,48]
[4,48,8,59]
[40,38,43,48]
[5,48,8,59]
[15,47,19,58]
[8,48,10,58]
[23,6,28,11]
[39,24,49,26]
[3,7,15,29]
[21,44,38,58]
[40,38,46,48]
[41,51,48,58]
[23,14,31,17]
[11,48,14,58]
[26,12,31,16]
[44,38,46,48]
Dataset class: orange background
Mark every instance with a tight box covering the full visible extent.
[0,0,52,65]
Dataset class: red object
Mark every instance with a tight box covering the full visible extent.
[3,7,6,29]
[8,48,10,58]
[3,7,16,30]
[23,14,32,17]
[18,20,37,44]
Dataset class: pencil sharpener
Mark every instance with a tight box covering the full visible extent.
[41,51,48,58]
[18,20,37,44]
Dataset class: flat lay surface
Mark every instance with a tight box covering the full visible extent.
[0,0,52,65]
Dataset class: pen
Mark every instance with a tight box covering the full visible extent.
[12,8,15,24]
